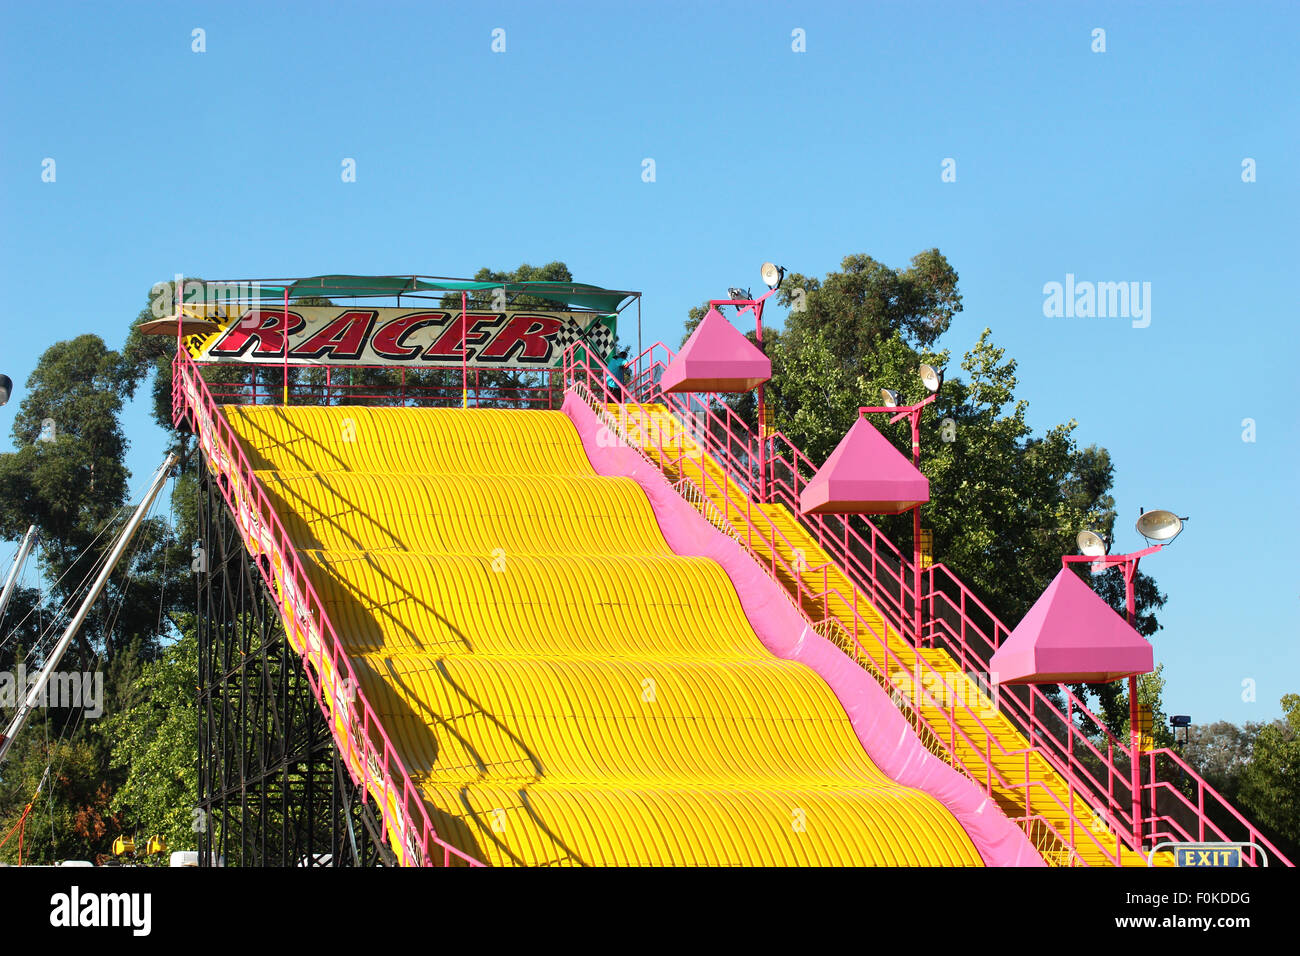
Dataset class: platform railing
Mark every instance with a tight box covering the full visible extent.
[173,351,484,868]
[569,347,1140,866]
[627,349,920,631]
[193,361,559,409]
[618,341,1292,867]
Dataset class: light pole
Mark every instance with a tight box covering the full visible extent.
[857,364,945,644]
[1062,509,1187,850]
[710,262,785,502]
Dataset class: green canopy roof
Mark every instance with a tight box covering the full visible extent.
[195,275,636,314]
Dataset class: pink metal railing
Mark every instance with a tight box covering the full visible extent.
[628,348,920,632]
[194,361,558,409]
[922,562,1292,865]
[620,340,1293,867]
[173,350,484,868]
[569,346,1138,865]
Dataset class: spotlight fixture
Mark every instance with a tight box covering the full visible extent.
[1076,529,1109,557]
[0,374,11,406]
[879,388,901,408]
[728,287,751,302]
[760,262,786,290]
[919,364,944,394]
[1136,509,1187,545]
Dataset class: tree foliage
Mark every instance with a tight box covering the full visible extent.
[1238,694,1300,852]
[101,629,198,861]
[683,251,1167,727]
[1181,697,1300,858]
[0,328,186,863]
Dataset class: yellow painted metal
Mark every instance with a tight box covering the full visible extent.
[224,405,983,866]
[616,402,1174,867]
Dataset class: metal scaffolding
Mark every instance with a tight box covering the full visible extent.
[194,471,392,867]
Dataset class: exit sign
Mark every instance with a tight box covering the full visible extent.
[1175,845,1241,867]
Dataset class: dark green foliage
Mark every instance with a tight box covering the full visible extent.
[0,320,187,863]
[686,251,1167,729]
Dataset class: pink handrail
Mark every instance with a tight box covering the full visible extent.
[173,350,484,868]
[620,340,1293,868]
[194,361,559,410]
[629,353,921,630]
[920,563,1279,860]
[569,346,1134,866]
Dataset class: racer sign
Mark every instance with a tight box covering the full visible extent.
[189,306,617,370]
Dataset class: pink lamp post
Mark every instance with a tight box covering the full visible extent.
[707,266,783,501]
[856,364,945,644]
[1061,510,1188,850]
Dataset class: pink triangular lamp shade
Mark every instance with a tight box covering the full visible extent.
[799,417,929,515]
[659,308,771,393]
[991,568,1154,684]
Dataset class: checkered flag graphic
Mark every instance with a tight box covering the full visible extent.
[557,316,616,359]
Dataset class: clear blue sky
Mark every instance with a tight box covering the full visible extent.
[0,1,1295,726]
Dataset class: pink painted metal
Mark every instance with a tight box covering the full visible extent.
[172,349,483,868]
[612,338,1293,867]
[198,360,556,409]
[857,396,937,644]
[659,306,771,393]
[1063,546,1161,853]
[799,416,929,515]
[562,391,1043,866]
[282,287,290,406]
[565,345,1142,866]
[990,567,1154,684]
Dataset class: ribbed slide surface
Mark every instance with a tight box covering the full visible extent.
[224,405,983,866]
[616,401,1169,866]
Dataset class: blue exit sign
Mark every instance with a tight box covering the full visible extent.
[1175,845,1242,867]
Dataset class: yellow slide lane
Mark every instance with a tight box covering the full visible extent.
[617,402,1168,866]
[224,405,984,866]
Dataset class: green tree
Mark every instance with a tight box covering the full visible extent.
[1238,694,1300,850]
[681,252,1167,730]
[0,333,183,863]
[1180,701,1300,859]
[1184,718,1265,797]
[441,262,629,407]
[100,629,198,861]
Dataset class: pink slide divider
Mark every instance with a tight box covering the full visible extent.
[563,395,1043,867]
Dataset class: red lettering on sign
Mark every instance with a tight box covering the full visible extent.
[370,312,448,360]
[480,315,563,362]
[289,311,377,360]
[208,310,305,357]
[422,314,504,361]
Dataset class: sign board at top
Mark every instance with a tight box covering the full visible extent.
[186,306,617,370]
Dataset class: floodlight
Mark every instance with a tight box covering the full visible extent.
[919,364,945,393]
[0,375,11,406]
[880,388,901,408]
[728,287,750,301]
[760,262,786,290]
[1076,530,1109,557]
[1135,509,1186,544]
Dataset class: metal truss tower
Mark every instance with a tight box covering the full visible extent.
[194,472,392,867]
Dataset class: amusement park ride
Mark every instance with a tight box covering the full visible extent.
[0,268,1289,867]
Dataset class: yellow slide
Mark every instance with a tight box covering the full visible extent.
[224,405,983,865]
[617,402,1169,866]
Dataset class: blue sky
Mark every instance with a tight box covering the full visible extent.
[0,1,1295,725]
